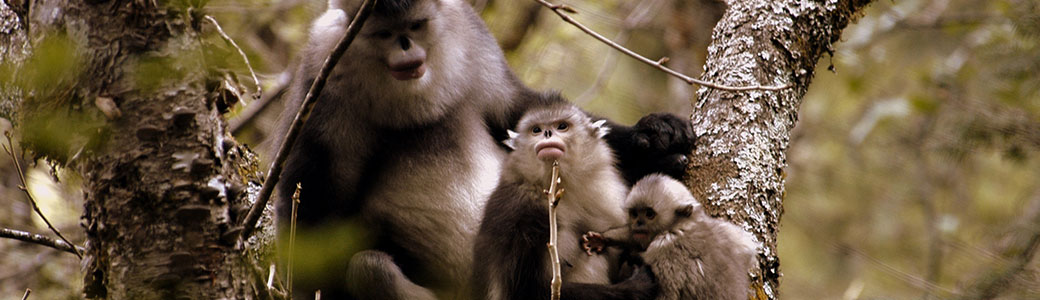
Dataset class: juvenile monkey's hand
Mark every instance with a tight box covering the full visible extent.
[626,113,694,182]
[582,231,607,255]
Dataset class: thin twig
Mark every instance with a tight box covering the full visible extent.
[534,0,790,92]
[0,227,86,255]
[544,161,564,300]
[230,71,292,135]
[4,133,81,259]
[21,288,30,300]
[287,183,301,299]
[239,0,377,241]
[957,188,1040,299]
[834,243,957,296]
[205,15,262,98]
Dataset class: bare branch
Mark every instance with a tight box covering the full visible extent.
[533,0,790,92]
[0,227,86,256]
[544,161,564,300]
[240,0,377,241]
[21,288,30,300]
[205,15,262,98]
[287,183,302,299]
[3,133,81,259]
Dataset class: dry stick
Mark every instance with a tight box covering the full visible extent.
[239,0,377,240]
[21,288,30,300]
[544,161,565,300]
[0,228,86,255]
[230,71,291,135]
[205,15,262,98]
[287,183,302,299]
[3,134,81,259]
[534,0,790,92]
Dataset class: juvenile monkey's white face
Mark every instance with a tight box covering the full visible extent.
[317,0,471,127]
[504,105,610,180]
[623,174,700,249]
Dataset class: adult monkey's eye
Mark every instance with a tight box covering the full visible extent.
[557,122,569,131]
[532,126,542,134]
[372,30,392,39]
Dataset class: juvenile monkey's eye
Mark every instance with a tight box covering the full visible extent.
[532,126,542,134]
[410,19,428,31]
[557,122,569,131]
[646,210,656,219]
[372,30,393,39]
[628,209,638,218]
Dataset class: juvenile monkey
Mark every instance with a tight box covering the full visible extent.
[472,103,657,300]
[583,174,759,300]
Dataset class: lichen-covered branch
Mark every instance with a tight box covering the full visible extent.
[685,0,873,298]
[0,227,86,255]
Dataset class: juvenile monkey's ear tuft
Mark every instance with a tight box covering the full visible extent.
[503,130,519,150]
[592,120,610,138]
[676,204,694,218]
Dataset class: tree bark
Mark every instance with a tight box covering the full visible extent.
[686,0,873,297]
[2,1,279,299]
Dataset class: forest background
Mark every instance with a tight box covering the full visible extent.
[0,0,1038,299]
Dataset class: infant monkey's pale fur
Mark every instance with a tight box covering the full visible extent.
[584,174,759,300]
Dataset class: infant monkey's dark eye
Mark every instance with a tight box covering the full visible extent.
[646,210,656,219]
[532,126,542,134]
[410,19,428,31]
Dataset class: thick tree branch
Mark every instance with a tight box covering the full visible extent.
[685,1,874,298]
[240,0,376,240]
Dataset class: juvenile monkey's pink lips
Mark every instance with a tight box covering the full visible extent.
[535,140,565,161]
[389,62,426,80]
[632,229,651,246]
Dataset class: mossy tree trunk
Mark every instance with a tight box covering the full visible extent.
[2,0,279,298]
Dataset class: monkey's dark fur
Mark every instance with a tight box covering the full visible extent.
[275,0,693,298]
[473,103,657,300]
[584,174,758,300]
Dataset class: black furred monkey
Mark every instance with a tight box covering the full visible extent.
[472,103,658,300]
[275,0,694,298]
[583,174,758,300]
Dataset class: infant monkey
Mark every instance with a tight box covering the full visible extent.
[583,174,758,300]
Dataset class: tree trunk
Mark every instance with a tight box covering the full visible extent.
[686,0,873,297]
[2,1,279,299]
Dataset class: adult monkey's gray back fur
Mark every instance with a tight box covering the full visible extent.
[275,0,521,298]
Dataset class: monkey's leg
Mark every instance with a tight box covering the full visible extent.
[347,250,437,300]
